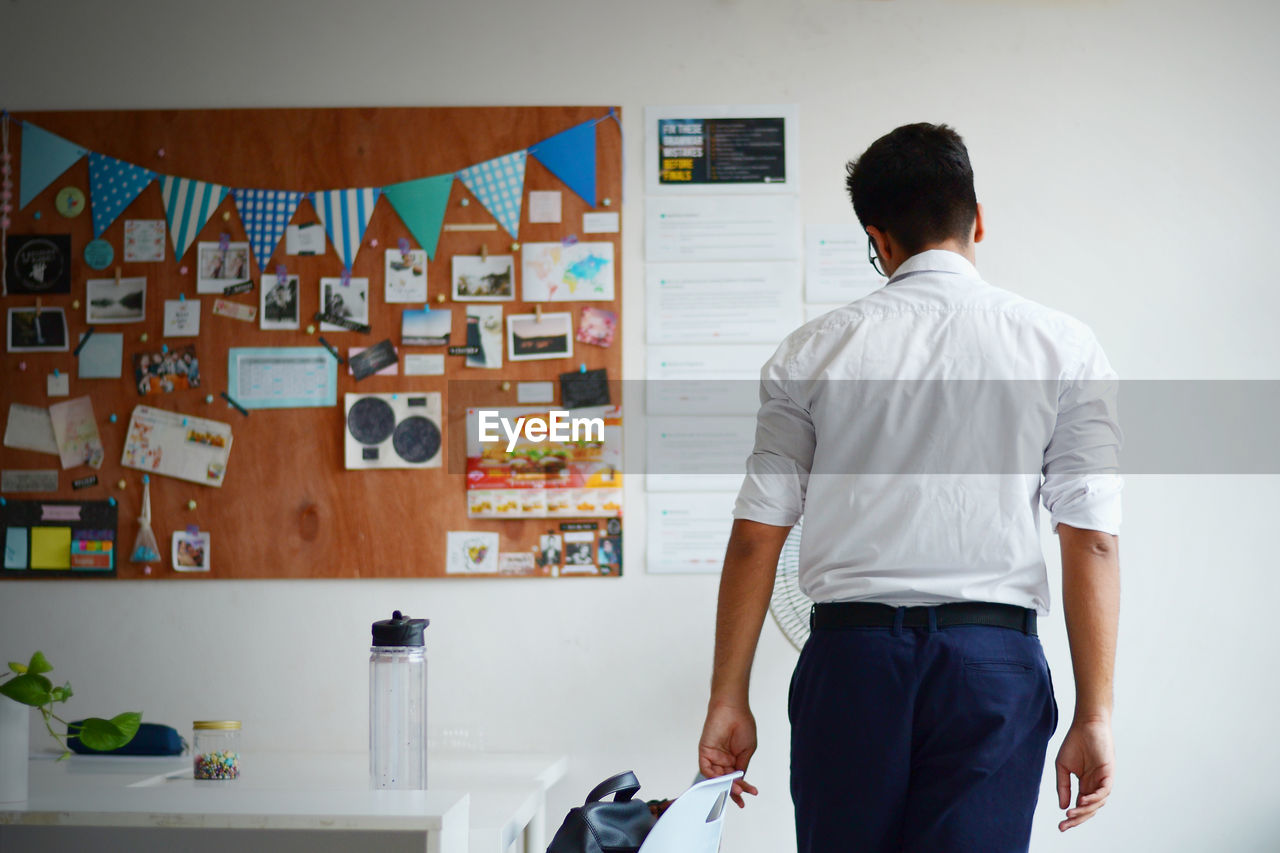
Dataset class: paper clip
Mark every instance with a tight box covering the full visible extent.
[341,266,352,287]
[561,234,579,247]
[186,524,199,537]
[218,232,231,252]
[480,243,488,261]
[317,336,344,364]
[34,297,42,317]
[73,326,96,356]
[399,238,412,264]
[534,304,542,323]
[114,266,122,286]
[276,264,288,286]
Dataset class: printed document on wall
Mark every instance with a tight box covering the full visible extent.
[647,491,738,574]
[644,104,799,195]
[645,416,757,492]
[645,195,801,263]
[645,345,774,416]
[805,223,885,303]
[645,262,802,345]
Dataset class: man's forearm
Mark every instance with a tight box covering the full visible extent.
[709,519,792,706]
[1059,525,1120,719]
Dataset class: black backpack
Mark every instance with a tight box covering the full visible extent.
[546,771,657,853]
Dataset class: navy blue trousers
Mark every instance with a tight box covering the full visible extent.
[789,614,1058,853]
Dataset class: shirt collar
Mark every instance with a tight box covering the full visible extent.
[887,249,979,284]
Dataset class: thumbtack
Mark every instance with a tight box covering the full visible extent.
[108,497,117,506]
[72,299,80,310]
[117,479,127,490]
[222,210,231,222]
[161,344,169,354]
[511,242,521,251]
[143,565,152,575]
[142,475,149,484]
[139,333,149,342]
[108,413,117,423]
[0,498,5,507]
[52,368,59,377]
[205,394,214,404]
[156,147,166,158]
[501,381,511,391]
[178,293,185,301]
[18,361,26,371]
[179,265,188,275]
[460,198,470,207]
[187,500,197,511]
[182,418,188,426]
[306,323,316,334]
[436,294,446,304]
[602,198,612,207]
[579,363,587,373]
[33,211,41,220]
[370,238,379,247]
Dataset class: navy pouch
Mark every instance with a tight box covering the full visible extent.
[67,721,185,756]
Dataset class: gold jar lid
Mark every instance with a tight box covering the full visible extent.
[193,720,241,731]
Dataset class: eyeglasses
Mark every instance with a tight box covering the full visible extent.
[867,233,886,278]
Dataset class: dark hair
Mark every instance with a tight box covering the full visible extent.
[844,123,977,256]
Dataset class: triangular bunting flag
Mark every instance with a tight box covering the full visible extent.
[232,188,304,271]
[161,175,230,261]
[457,151,527,239]
[87,152,155,238]
[382,174,453,260]
[529,120,597,207]
[19,122,89,210]
[312,187,381,270]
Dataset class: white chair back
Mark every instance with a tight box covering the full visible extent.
[637,771,743,853]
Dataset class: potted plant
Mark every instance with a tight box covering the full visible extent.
[0,651,141,803]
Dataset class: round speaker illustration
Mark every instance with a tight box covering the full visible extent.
[347,396,396,446]
[392,416,442,464]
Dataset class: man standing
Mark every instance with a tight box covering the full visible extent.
[698,123,1121,852]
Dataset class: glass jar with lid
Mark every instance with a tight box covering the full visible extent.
[193,720,241,780]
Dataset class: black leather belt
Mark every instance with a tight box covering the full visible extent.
[811,601,1037,636]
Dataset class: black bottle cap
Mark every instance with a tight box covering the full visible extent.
[371,609,430,647]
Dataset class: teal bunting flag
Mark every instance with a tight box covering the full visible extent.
[18,122,88,210]
[382,174,453,260]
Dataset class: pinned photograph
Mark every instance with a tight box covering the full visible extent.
[196,241,252,293]
[172,529,211,572]
[261,273,300,330]
[576,307,617,348]
[7,307,69,352]
[563,530,596,574]
[539,533,563,567]
[134,345,200,396]
[319,277,370,332]
[385,248,428,303]
[86,277,147,324]
[507,312,573,362]
[598,535,621,568]
[465,305,503,369]
[452,255,515,301]
[401,307,451,346]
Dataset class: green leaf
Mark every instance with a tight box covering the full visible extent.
[0,672,53,707]
[72,712,142,752]
[26,652,53,675]
[8,662,27,674]
[49,683,72,703]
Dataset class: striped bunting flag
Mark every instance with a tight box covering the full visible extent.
[161,175,230,261]
[312,187,380,270]
[232,188,305,271]
[457,151,526,239]
[88,152,155,238]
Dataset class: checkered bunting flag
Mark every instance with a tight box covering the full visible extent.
[233,189,305,271]
[312,187,380,270]
[161,175,230,261]
[87,152,155,238]
[457,150,527,239]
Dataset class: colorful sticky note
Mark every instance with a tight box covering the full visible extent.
[30,526,72,570]
[4,527,29,569]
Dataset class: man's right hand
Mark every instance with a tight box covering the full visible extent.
[698,700,761,808]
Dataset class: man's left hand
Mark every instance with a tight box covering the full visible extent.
[1055,716,1115,831]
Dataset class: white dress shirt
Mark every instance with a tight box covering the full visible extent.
[733,250,1122,613]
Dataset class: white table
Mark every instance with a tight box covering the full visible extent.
[0,750,566,853]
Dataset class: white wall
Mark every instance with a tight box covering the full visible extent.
[3,1,1279,850]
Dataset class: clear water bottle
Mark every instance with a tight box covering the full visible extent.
[369,610,429,789]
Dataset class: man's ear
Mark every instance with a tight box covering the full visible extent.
[973,203,985,244]
[866,225,892,264]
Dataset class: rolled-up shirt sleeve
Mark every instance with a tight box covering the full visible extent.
[1041,331,1123,534]
[733,358,815,527]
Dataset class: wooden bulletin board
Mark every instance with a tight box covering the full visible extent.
[0,107,623,580]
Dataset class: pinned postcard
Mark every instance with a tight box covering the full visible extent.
[402,307,451,346]
[498,552,537,574]
[385,248,428,303]
[404,354,445,376]
[85,277,147,324]
[522,242,614,301]
[164,299,201,337]
[213,299,257,322]
[172,529,211,572]
[261,273,300,330]
[47,371,70,397]
[124,220,166,263]
[77,332,124,379]
[320,277,369,332]
[465,305,503,369]
[349,340,399,380]
[508,312,573,362]
[5,235,72,294]
[445,530,499,575]
[7,307,69,352]
[196,241,252,294]
[576,307,617,348]
[583,212,620,234]
[528,191,562,224]
[121,405,234,487]
[285,222,326,256]
[453,255,515,301]
[133,344,200,396]
[48,396,105,470]
[4,404,59,456]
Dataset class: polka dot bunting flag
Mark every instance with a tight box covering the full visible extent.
[88,151,155,238]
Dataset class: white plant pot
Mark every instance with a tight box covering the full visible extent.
[0,695,30,803]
